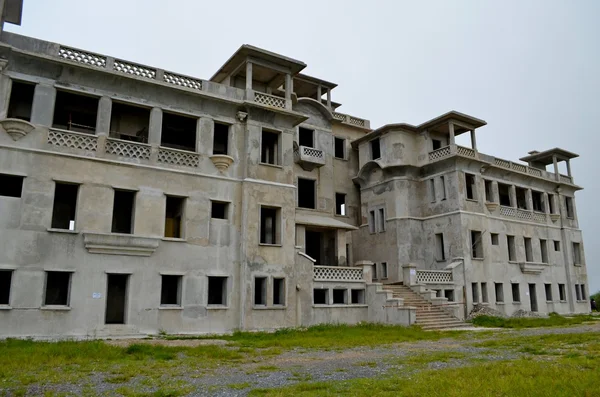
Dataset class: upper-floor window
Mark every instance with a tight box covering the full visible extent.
[498,183,511,206]
[524,237,533,262]
[7,81,35,122]
[298,178,316,209]
[334,137,346,159]
[298,127,314,148]
[260,206,281,245]
[165,196,185,238]
[335,193,346,215]
[112,189,136,234]
[110,102,150,143]
[565,197,574,218]
[370,138,381,160]
[53,90,99,134]
[435,233,445,261]
[213,122,230,155]
[465,173,477,200]
[161,112,197,152]
[0,270,13,305]
[515,187,527,209]
[432,139,442,151]
[532,191,544,212]
[572,242,582,265]
[548,193,556,214]
[440,176,447,200]
[484,180,494,202]
[471,230,483,259]
[261,129,281,165]
[0,174,24,198]
[507,235,516,262]
[368,206,386,233]
[51,182,79,231]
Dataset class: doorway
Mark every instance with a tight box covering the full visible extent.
[528,283,538,312]
[105,274,129,324]
[305,231,321,263]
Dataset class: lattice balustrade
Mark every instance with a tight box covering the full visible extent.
[48,129,98,151]
[349,116,366,127]
[499,206,546,223]
[254,92,286,109]
[158,147,199,167]
[494,158,511,169]
[106,139,151,160]
[512,163,527,173]
[313,266,364,282]
[58,46,106,68]
[560,175,572,184]
[114,60,156,79]
[164,72,203,90]
[416,270,453,284]
[332,112,346,121]
[532,212,547,223]
[528,167,542,177]
[302,146,324,159]
[457,145,476,158]
[428,146,452,161]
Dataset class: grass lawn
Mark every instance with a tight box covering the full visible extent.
[470,312,597,328]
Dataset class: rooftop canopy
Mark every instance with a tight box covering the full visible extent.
[293,73,340,108]
[519,148,579,165]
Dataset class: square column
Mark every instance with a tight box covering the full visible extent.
[491,181,500,203]
[316,85,322,101]
[542,193,549,213]
[0,72,11,119]
[525,189,533,211]
[148,107,162,145]
[470,129,477,150]
[448,122,456,145]
[96,96,112,136]
[566,159,572,177]
[285,73,292,110]
[509,185,517,208]
[30,84,56,126]
[336,229,347,266]
[245,62,253,90]
[198,117,214,155]
[552,155,560,181]
[326,88,331,109]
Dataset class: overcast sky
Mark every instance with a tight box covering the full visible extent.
[7,0,599,291]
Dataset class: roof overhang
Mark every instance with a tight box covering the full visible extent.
[293,73,337,99]
[296,213,358,230]
[519,148,579,165]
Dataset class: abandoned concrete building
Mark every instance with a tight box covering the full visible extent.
[0,2,590,337]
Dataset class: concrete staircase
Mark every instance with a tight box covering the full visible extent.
[382,284,469,330]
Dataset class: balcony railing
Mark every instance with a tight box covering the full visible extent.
[416,270,453,284]
[332,112,370,129]
[254,92,286,109]
[499,206,547,223]
[313,266,364,282]
[295,145,326,171]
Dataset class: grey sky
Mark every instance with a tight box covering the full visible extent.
[7,0,599,291]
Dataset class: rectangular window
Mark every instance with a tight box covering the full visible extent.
[333,289,347,304]
[0,270,12,305]
[211,201,229,220]
[532,191,544,212]
[212,122,229,155]
[544,284,553,301]
[160,275,182,306]
[484,180,494,202]
[51,183,79,231]
[335,193,346,216]
[575,284,582,301]
[465,173,477,200]
[164,196,184,238]
[7,81,35,121]
[351,289,365,304]
[52,90,98,133]
[378,208,385,232]
[445,289,455,302]
[540,239,548,263]
[372,263,378,280]
[429,179,436,202]
[260,206,280,245]
[515,187,527,209]
[261,130,280,165]
[471,230,483,259]
[491,233,499,246]
[161,112,197,152]
[572,243,581,265]
[334,137,345,159]
[254,277,267,306]
[472,282,479,303]
[565,197,574,218]
[548,193,556,214]
[559,284,566,301]
[298,178,316,209]
[435,233,445,261]
[381,262,388,279]
[370,138,381,160]
[44,271,71,306]
[495,283,504,303]
[298,127,314,148]
[507,235,516,262]
[581,284,587,300]
[498,183,511,206]
[109,101,150,143]
[554,240,560,251]
[273,278,285,306]
[432,139,442,150]
[112,190,136,234]
[440,176,447,200]
[512,283,520,303]
[481,282,488,303]
[314,289,328,304]
[369,210,376,234]
[524,237,533,262]
[0,174,24,198]
[207,276,227,305]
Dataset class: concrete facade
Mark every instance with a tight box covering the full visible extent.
[0,23,589,338]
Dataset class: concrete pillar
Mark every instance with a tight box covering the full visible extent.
[245,62,253,91]
[491,181,500,203]
[402,263,417,286]
[198,117,214,155]
[0,75,11,119]
[336,229,347,266]
[316,85,322,101]
[448,122,455,145]
[542,193,549,213]
[509,185,517,208]
[148,107,162,145]
[30,84,56,126]
[355,260,374,283]
[285,73,292,110]
[525,189,533,211]
[0,0,5,36]
[326,88,331,109]
[566,159,572,177]
[470,129,477,150]
[295,224,306,249]
[96,96,112,136]
[552,155,559,181]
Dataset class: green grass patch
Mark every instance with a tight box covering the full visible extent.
[399,350,468,366]
[470,313,596,328]
[228,382,252,390]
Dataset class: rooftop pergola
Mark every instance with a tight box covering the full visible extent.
[520,148,579,178]
[293,74,339,110]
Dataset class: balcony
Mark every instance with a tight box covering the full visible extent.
[294,145,326,171]
[332,112,371,129]
[499,206,547,224]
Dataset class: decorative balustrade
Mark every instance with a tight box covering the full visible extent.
[499,206,547,223]
[560,174,572,184]
[254,92,286,109]
[349,116,366,127]
[157,147,200,167]
[456,145,476,158]
[47,129,98,151]
[528,167,542,177]
[163,72,203,90]
[428,146,452,161]
[295,145,325,170]
[106,138,151,160]
[313,266,364,282]
[331,112,369,128]
[58,46,106,68]
[114,60,156,79]
[416,270,453,284]
[332,112,346,121]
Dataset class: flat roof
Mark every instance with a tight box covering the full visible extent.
[519,148,579,165]
[210,44,306,83]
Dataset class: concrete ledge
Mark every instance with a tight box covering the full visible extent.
[40,306,71,311]
[47,228,78,234]
[83,232,160,256]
